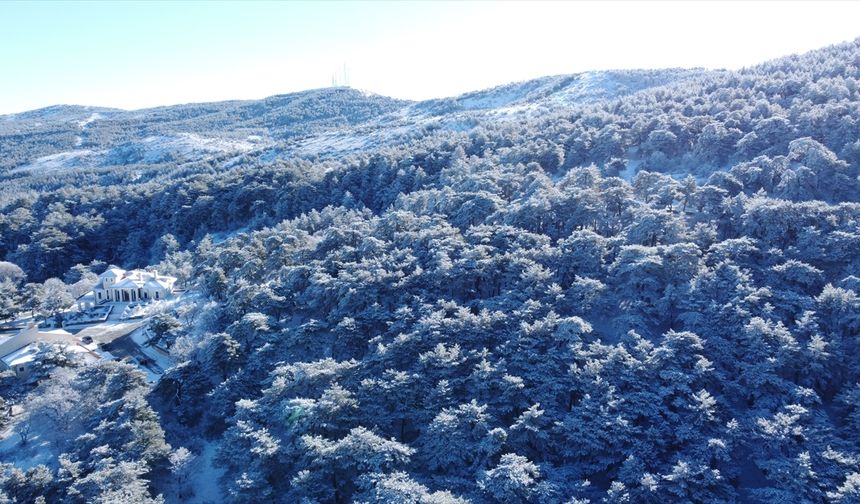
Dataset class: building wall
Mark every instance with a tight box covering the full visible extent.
[94,270,177,303]
[144,285,169,300]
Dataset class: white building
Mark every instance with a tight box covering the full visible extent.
[0,324,98,379]
[92,268,177,304]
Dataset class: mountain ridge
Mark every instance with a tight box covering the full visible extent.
[1,67,709,120]
[3,36,859,176]
[0,68,709,172]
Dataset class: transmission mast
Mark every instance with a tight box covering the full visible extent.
[331,64,350,88]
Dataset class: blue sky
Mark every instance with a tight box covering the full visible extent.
[1,1,859,114]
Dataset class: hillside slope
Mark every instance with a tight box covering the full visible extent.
[0,68,705,172]
[2,37,860,504]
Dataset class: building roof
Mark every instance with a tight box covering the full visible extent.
[0,333,15,347]
[40,328,73,336]
[0,326,79,367]
[99,268,126,279]
[114,278,143,289]
[145,278,171,290]
[77,291,95,302]
[94,269,176,291]
[2,343,39,367]
[2,341,99,368]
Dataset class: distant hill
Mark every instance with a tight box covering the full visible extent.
[0,69,706,172]
[0,88,408,172]
[413,68,712,115]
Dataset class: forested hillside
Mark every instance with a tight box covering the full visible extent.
[2,38,860,503]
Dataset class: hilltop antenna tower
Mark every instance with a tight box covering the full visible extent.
[331,64,350,88]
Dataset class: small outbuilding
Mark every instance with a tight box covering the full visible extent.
[0,324,88,379]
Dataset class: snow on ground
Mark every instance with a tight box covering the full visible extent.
[73,319,146,345]
[0,412,58,471]
[12,150,97,174]
[619,157,643,181]
[119,299,177,320]
[72,113,101,147]
[184,441,225,504]
[109,133,257,165]
[75,112,102,128]
[130,327,175,371]
[14,132,260,173]
[547,71,617,105]
[487,101,545,118]
[458,86,530,110]
[136,363,161,384]
[267,121,416,160]
[152,133,257,156]
[290,129,371,157]
[210,226,251,245]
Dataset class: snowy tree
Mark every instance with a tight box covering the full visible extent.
[420,401,506,475]
[38,278,74,325]
[479,453,542,503]
[0,279,21,321]
[354,472,469,504]
[169,447,196,498]
[295,427,414,503]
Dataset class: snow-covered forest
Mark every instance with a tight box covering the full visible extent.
[2,38,860,503]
